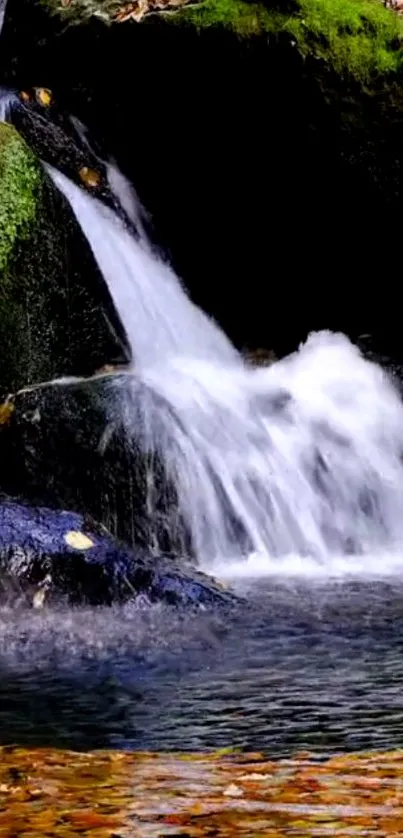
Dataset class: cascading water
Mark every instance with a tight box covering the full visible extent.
[47,165,238,368]
[0,0,6,36]
[0,87,18,122]
[47,162,403,573]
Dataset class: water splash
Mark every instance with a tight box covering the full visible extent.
[0,86,19,123]
[0,0,7,38]
[47,163,403,570]
[46,165,238,368]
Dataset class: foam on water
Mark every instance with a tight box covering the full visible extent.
[47,162,403,573]
[217,551,403,580]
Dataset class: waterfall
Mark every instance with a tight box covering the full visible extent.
[0,87,19,123]
[0,0,7,36]
[47,162,403,572]
[47,165,238,369]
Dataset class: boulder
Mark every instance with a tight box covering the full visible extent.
[0,121,129,398]
[0,498,236,608]
[0,371,190,556]
[7,90,134,224]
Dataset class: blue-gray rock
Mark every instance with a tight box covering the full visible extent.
[0,500,237,609]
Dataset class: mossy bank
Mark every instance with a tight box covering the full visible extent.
[0,123,41,273]
[0,122,127,396]
[37,0,403,81]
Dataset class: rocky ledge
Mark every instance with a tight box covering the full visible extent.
[36,0,403,80]
[0,499,237,608]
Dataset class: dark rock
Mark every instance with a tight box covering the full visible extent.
[6,90,139,229]
[0,498,237,608]
[0,120,129,397]
[0,372,190,556]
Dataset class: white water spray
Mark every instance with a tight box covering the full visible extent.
[47,165,238,368]
[47,163,403,572]
[0,0,7,37]
[0,87,18,123]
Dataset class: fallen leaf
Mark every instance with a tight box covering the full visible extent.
[0,400,14,426]
[79,166,101,188]
[64,531,95,550]
[34,88,53,107]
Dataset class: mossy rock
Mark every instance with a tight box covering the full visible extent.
[175,0,403,79]
[36,0,403,80]
[0,122,128,397]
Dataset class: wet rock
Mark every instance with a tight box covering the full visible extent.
[0,121,128,397]
[7,92,120,212]
[4,91,150,239]
[0,372,189,556]
[36,0,194,24]
[0,499,237,607]
[243,348,277,367]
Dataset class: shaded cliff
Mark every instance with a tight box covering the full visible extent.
[1,0,402,358]
[0,121,129,396]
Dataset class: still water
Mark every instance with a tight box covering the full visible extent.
[1,577,403,755]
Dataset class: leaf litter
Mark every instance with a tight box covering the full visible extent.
[0,746,403,835]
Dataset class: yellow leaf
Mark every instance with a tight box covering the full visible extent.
[64,531,95,550]
[34,88,53,107]
[19,91,31,103]
[0,401,14,426]
[79,167,101,188]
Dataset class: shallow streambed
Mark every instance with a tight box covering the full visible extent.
[1,746,403,836]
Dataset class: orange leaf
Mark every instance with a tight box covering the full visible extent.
[79,167,101,188]
[64,811,122,829]
[34,88,53,107]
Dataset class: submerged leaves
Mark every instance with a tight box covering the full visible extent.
[0,747,403,835]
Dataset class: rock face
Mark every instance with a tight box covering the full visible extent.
[34,0,403,79]
[0,121,129,397]
[8,91,136,225]
[0,372,189,556]
[0,499,236,607]
[2,0,402,358]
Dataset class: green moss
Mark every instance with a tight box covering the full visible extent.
[0,122,126,396]
[171,0,284,36]
[290,0,403,76]
[0,124,43,274]
[175,0,403,79]
[37,0,403,80]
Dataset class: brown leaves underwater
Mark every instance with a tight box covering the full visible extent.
[3,748,403,836]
